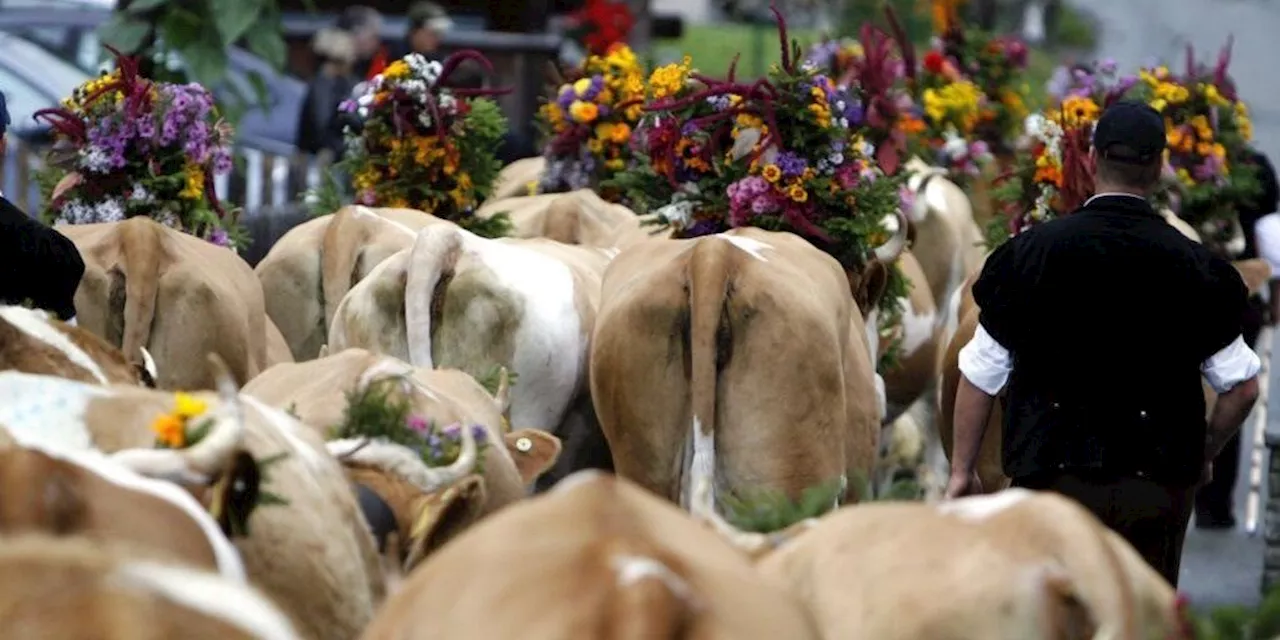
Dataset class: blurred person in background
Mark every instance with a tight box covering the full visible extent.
[297,28,359,159]
[0,91,85,323]
[447,61,537,165]
[401,2,454,61]
[338,6,389,81]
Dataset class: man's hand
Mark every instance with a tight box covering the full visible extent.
[945,470,983,500]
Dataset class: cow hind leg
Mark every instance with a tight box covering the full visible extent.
[534,393,614,493]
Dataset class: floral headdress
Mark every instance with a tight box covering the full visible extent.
[564,0,635,57]
[149,391,290,535]
[330,375,492,471]
[841,16,919,177]
[1129,41,1260,255]
[535,44,647,199]
[612,7,911,369]
[340,51,512,238]
[34,47,241,248]
[987,59,1140,245]
[907,37,991,183]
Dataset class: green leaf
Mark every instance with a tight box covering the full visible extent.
[245,70,271,111]
[242,15,286,70]
[123,0,169,14]
[98,13,152,53]
[213,0,264,47]
[160,8,228,87]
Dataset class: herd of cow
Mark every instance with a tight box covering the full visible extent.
[1,153,1270,638]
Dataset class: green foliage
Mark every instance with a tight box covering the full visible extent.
[474,365,518,397]
[721,478,846,533]
[330,376,491,469]
[226,450,292,538]
[1191,585,1280,639]
[303,160,352,218]
[876,260,912,373]
[100,0,287,115]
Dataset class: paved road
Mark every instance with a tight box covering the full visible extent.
[1062,0,1280,609]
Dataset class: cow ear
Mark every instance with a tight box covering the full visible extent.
[404,475,486,569]
[851,260,890,318]
[504,429,561,485]
[207,450,261,538]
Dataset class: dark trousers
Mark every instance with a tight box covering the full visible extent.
[1014,471,1196,586]
[1196,294,1266,520]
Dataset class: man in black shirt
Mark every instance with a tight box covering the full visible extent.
[945,101,1262,586]
[1193,147,1279,529]
[0,91,85,322]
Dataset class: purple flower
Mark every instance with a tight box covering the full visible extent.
[406,415,430,434]
[208,228,230,247]
[777,152,807,177]
[844,102,865,126]
[1099,58,1118,75]
[469,424,488,445]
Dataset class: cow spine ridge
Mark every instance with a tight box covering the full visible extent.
[404,225,465,368]
[320,206,372,331]
[684,238,732,515]
[119,217,163,367]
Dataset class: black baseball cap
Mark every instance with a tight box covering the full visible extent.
[1092,100,1165,164]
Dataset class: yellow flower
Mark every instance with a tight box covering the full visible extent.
[179,165,205,200]
[808,103,832,127]
[648,57,692,100]
[1150,98,1168,113]
[525,180,539,196]
[569,100,600,124]
[1201,83,1230,107]
[573,78,594,97]
[383,60,410,80]
[762,164,782,182]
[151,414,186,448]
[174,392,208,419]
[609,123,631,144]
[788,185,808,203]
[1176,167,1195,187]
[587,138,605,154]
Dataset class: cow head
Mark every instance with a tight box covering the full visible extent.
[109,355,264,538]
[330,422,485,572]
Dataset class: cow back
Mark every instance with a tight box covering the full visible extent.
[360,472,820,640]
[255,214,333,361]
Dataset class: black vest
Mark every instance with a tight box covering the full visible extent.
[0,197,85,321]
[974,195,1249,486]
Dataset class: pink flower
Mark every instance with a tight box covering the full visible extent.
[406,415,430,434]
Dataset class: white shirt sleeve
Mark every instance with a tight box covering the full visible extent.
[1202,335,1261,394]
[958,323,1014,396]
[1255,213,1280,279]
[64,316,77,327]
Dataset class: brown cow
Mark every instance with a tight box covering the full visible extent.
[589,221,907,526]
[0,368,386,640]
[0,304,152,386]
[0,535,299,639]
[754,490,1187,640]
[486,156,545,202]
[243,348,562,567]
[476,189,663,249]
[880,250,942,424]
[254,206,450,361]
[358,470,822,640]
[59,217,292,390]
[329,226,614,488]
[902,157,986,323]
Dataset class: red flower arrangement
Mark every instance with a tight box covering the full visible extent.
[566,0,635,56]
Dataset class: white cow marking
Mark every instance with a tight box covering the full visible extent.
[898,302,938,358]
[44,445,246,580]
[863,308,882,364]
[140,347,158,381]
[719,234,771,262]
[466,234,585,431]
[0,372,104,450]
[114,561,298,639]
[873,374,887,423]
[937,488,1034,521]
[684,416,717,514]
[599,247,621,259]
[612,554,695,603]
[0,307,108,384]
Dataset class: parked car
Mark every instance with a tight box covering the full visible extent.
[0,6,305,154]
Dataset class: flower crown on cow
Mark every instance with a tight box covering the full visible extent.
[535,44,647,199]
[987,59,1135,246]
[148,390,290,536]
[34,47,242,248]
[1128,40,1261,256]
[340,51,512,238]
[331,375,491,470]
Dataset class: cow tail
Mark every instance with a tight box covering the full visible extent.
[685,238,732,514]
[320,206,369,332]
[404,225,464,368]
[600,539,697,640]
[119,218,161,369]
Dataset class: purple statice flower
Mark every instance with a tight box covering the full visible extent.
[686,218,720,237]
[899,185,916,216]
[844,101,865,127]
[777,151,807,178]
[339,99,358,113]
[556,86,576,111]
[707,95,732,111]
[357,189,377,205]
[212,148,234,175]
[1046,66,1072,100]
[208,227,230,247]
[406,415,430,435]
[469,424,488,446]
[1099,58,1118,75]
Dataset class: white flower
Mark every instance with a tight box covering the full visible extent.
[130,184,153,202]
[655,200,695,228]
[858,139,876,160]
[79,148,112,174]
[94,198,125,223]
[942,130,968,160]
